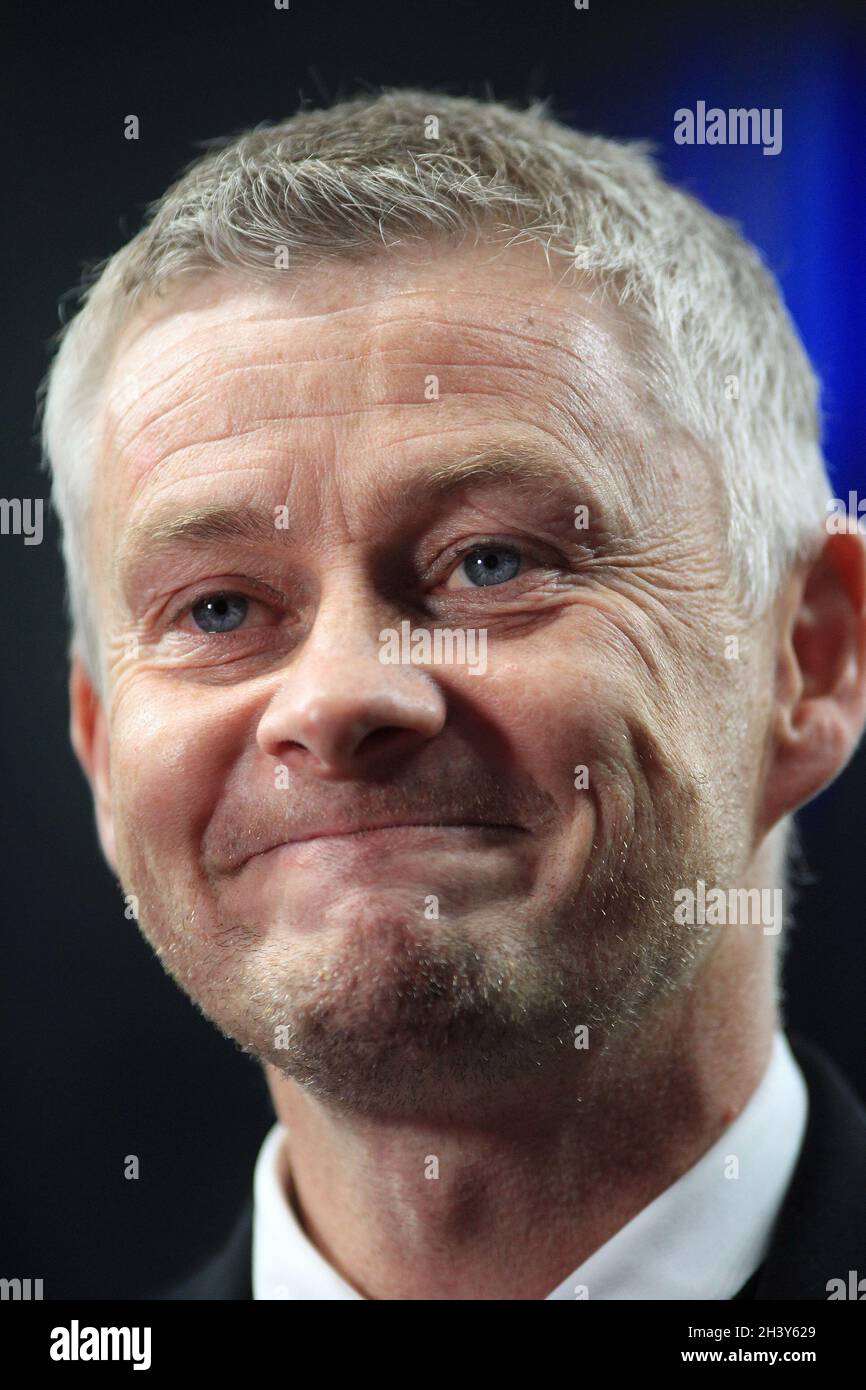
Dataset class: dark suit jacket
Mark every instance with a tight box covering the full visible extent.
[152,1033,866,1300]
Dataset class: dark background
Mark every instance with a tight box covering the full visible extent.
[2,0,864,1299]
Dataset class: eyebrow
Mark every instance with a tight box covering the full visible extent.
[422,441,586,498]
[117,440,592,575]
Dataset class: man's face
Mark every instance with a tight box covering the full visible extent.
[85,242,770,1112]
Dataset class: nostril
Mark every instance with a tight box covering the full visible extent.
[358,725,414,753]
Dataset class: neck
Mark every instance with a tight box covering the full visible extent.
[263,925,778,1300]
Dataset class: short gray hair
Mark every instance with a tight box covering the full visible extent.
[39,86,833,686]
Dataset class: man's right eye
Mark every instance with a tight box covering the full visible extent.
[188,592,251,633]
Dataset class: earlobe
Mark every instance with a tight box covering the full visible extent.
[69,655,118,873]
[759,531,866,834]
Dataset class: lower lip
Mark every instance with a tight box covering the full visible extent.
[250,824,522,867]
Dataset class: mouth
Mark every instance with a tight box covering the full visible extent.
[244,821,525,867]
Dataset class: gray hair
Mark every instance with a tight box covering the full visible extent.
[39,85,832,688]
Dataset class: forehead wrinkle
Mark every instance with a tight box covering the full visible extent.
[104,274,626,460]
[110,277,619,419]
[107,321,621,479]
[103,361,293,469]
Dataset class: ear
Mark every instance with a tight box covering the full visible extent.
[758,529,866,835]
[70,653,118,874]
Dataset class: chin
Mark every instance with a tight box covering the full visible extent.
[185,913,573,1114]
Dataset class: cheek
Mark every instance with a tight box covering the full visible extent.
[492,622,712,854]
[491,641,636,758]
[108,677,244,862]
[482,650,639,843]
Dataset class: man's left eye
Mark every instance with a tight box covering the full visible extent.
[443,544,524,590]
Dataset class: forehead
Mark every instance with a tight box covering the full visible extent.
[95,241,703,550]
[104,241,645,430]
[108,238,640,377]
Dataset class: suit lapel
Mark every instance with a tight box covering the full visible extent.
[157,1196,253,1300]
[747,1033,866,1300]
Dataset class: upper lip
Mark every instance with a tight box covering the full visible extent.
[247,816,523,861]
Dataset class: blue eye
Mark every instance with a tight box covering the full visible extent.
[190,592,249,632]
[457,545,522,588]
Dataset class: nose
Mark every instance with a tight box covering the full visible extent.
[255,605,448,777]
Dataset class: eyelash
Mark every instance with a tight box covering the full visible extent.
[169,537,553,634]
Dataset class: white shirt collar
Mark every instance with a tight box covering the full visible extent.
[253,1030,807,1299]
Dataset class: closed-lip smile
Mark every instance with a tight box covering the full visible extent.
[246,818,524,864]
